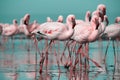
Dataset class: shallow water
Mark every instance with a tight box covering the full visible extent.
[0,36,120,80]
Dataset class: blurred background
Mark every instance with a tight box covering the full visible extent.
[0,0,120,24]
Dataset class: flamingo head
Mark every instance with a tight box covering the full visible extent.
[57,15,63,23]
[66,14,76,28]
[97,4,106,15]
[115,17,120,23]
[86,11,91,21]
[13,19,18,25]
[46,17,52,22]
[23,13,30,25]
[92,10,101,17]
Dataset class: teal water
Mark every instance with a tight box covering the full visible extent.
[0,36,120,80]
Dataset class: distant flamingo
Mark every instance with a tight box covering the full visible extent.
[31,14,76,74]
[23,13,30,26]
[46,15,63,23]
[46,17,53,22]
[57,15,64,23]
[101,17,120,72]
[17,18,30,36]
[22,14,39,34]
[2,19,18,36]
[115,16,120,23]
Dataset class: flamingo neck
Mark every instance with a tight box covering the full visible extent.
[91,22,97,30]
[85,11,91,22]
[66,20,75,29]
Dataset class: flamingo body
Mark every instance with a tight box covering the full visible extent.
[2,20,18,36]
[101,24,120,39]
[32,14,76,41]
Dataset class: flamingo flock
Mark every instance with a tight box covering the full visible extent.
[0,4,120,80]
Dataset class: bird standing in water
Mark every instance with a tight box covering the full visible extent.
[31,14,76,74]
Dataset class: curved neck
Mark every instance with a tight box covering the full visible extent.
[85,12,91,22]
[90,21,97,30]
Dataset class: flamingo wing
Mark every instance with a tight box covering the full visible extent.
[37,22,65,39]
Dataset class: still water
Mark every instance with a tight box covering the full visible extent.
[0,35,120,80]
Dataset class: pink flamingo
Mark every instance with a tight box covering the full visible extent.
[17,18,30,36]
[115,16,120,23]
[22,14,39,34]
[46,17,53,22]
[97,4,106,18]
[23,13,30,26]
[1,19,18,36]
[97,4,109,25]
[31,14,76,74]
[46,15,63,23]
[57,15,64,23]
[61,11,91,69]
[69,15,108,70]
[32,14,75,40]
[101,17,120,72]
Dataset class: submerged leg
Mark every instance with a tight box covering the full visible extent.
[104,39,111,72]
[112,40,116,79]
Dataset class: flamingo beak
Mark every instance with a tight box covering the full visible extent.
[72,19,76,28]
[0,25,3,35]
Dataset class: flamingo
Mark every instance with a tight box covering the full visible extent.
[57,15,64,23]
[97,4,106,18]
[115,16,120,23]
[46,17,53,22]
[1,19,18,36]
[69,15,108,70]
[101,17,120,72]
[21,14,40,34]
[31,14,76,74]
[23,13,30,26]
[17,18,30,36]
[97,4,109,25]
[46,15,63,23]
[32,14,75,40]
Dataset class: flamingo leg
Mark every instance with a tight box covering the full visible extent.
[60,40,71,64]
[104,38,111,72]
[77,45,103,69]
[84,43,89,71]
[44,40,54,74]
[112,40,116,79]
